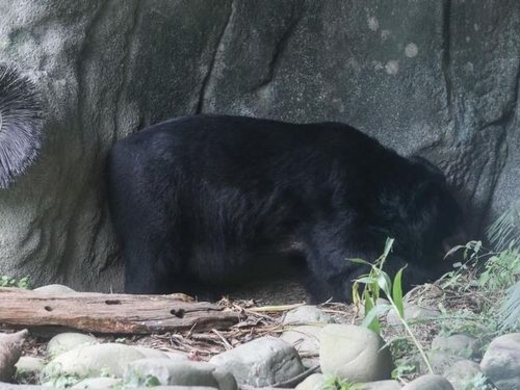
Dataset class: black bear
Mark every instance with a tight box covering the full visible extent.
[107,114,463,303]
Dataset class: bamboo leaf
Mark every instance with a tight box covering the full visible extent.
[356,277,378,285]
[392,268,406,318]
[377,273,392,295]
[349,258,372,266]
[382,238,395,259]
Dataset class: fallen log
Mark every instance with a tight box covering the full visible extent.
[0,288,239,334]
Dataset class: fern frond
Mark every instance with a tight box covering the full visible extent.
[490,200,520,330]
[498,281,520,331]
[487,200,520,251]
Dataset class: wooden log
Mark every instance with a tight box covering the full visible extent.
[0,288,239,334]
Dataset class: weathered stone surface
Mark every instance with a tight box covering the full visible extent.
[133,346,173,360]
[320,324,393,382]
[361,380,402,390]
[14,357,45,384]
[70,377,122,389]
[46,332,99,358]
[427,351,465,375]
[209,336,304,387]
[431,334,482,360]
[280,325,321,367]
[0,383,52,390]
[163,352,190,362]
[443,360,483,390]
[480,333,520,390]
[402,374,454,390]
[283,306,335,324]
[0,1,518,289]
[297,375,401,390]
[124,359,237,390]
[295,373,325,390]
[41,343,154,386]
[387,304,441,327]
[0,330,28,382]
[133,387,218,390]
[33,284,76,294]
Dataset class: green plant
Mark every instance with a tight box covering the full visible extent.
[437,309,498,340]
[445,200,520,332]
[124,367,161,388]
[487,200,520,251]
[479,200,520,290]
[491,202,520,331]
[477,246,520,290]
[498,281,520,331]
[14,367,40,385]
[322,376,364,390]
[443,238,520,296]
[40,363,81,389]
[351,238,401,333]
[460,372,496,390]
[42,364,115,389]
[142,375,161,387]
[49,375,81,389]
[389,337,420,381]
[0,275,30,288]
[433,207,520,351]
[391,359,419,382]
[99,366,113,378]
[352,238,433,374]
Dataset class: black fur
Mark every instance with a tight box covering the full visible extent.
[107,114,462,302]
[0,63,43,189]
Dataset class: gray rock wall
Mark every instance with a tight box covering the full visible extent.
[0,0,518,291]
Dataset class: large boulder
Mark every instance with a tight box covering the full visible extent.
[320,324,393,382]
[480,333,520,390]
[0,0,518,291]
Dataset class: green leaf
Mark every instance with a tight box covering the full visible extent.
[349,258,372,266]
[444,245,464,259]
[361,304,392,331]
[356,276,379,285]
[364,294,375,312]
[377,273,392,295]
[362,307,381,333]
[382,238,395,259]
[392,268,405,318]
[371,303,392,316]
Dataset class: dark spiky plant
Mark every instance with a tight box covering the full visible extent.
[488,201,520,331]
[0,63,43,189]
[488,201,520,252]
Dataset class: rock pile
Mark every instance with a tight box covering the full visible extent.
[0,285,518,389]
